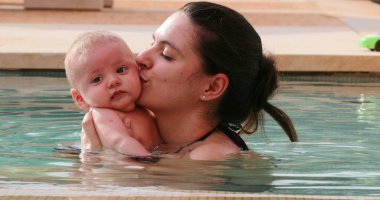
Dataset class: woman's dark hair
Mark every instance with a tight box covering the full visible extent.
[181,1,298,142]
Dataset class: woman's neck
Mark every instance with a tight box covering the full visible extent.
[154,109,217,146]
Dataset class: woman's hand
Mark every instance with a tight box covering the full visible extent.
[81,109,102,153]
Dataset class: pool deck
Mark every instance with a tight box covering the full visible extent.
[0,0,380,73]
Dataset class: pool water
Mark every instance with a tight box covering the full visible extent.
[0,76,379,197]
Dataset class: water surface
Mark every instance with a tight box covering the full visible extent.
[0,76,379,196]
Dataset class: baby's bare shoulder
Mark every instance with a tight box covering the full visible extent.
[117,106,152,120]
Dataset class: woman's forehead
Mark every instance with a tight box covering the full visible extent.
[154,12,196,47]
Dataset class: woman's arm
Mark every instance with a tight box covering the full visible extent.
[81,110,103,153]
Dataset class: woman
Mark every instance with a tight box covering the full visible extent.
[81,1,298,160]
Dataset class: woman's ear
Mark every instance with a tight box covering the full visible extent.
[71,89,90,110]
[201,73,229,101]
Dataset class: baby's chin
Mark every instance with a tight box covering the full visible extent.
[111,102,137,112]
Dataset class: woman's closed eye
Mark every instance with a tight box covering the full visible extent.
[160,52,173,61]
[116,66,128,74]
[161,46,175,61]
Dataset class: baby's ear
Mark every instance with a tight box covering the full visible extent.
[70,89,90,110]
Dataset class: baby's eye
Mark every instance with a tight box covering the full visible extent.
[116,66,127,74]
[91,76,102,83]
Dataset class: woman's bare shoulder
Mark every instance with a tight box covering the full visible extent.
[189,132,240,160]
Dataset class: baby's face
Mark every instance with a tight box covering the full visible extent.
[75,41,141,112]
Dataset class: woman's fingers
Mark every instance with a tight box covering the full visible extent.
[81,110,102,152]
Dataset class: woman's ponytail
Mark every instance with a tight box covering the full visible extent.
[243,55,298,142]
[264,103,298,142]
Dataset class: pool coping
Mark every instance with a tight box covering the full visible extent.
[1,52,380,73]
[2,69,380,83]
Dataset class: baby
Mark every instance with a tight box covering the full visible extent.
[64,31,160,156]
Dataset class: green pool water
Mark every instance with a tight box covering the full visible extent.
[0,76,379,196]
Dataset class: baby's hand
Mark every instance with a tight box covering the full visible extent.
[124,118,132,129]
[123,118,134,135]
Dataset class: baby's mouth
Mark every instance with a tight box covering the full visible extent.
[111,90,123,100]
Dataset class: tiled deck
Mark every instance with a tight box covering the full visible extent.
[0,0,379,73]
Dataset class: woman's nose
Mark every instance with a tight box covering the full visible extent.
[135,50,153,71]
[107,75,121,88]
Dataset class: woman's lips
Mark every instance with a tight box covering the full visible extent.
[140,75,149,84]
[140,78,147,84]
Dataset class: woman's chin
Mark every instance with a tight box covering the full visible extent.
[136,95,148,107]
[137,95,158,111]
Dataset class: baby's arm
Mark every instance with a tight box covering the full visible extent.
[91,108,150,156]
[125,107,161,151]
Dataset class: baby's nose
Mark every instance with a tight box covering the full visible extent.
[107,76,121,88]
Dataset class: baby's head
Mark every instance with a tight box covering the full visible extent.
[64,31,141,111]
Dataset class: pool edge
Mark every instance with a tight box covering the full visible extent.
[1,189,379,200]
